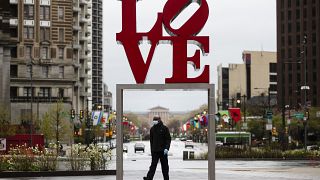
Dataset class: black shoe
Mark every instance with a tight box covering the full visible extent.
[143,177,150,180]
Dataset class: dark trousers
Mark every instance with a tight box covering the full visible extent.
[146,151,169,180]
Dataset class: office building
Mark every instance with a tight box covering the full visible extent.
[91,0,103,107]
[8,0,91,124]
[277,0,320,108]
[217,51,277,109]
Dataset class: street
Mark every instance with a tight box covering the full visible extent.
[2,140,320,180]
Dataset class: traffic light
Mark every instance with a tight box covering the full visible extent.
[305,110,310,120]
[71,109,75,119]
[272,127,277,136]
[80,110,84,119]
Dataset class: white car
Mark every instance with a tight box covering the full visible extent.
[216,141,223,147]
[185,140,194,148]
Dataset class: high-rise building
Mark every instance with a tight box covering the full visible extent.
[277,0,320,108]
[8,0,91,124]
[0,0,14,111]
[91,0,103,107]
[217,51,277,110]
[73,0,92,111]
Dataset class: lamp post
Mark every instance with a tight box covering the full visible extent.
[302,34,309,151]
[27,61,34,147]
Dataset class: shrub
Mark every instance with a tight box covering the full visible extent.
[67,143,89,171]
[0,155,9,172]
[7,145,40,171]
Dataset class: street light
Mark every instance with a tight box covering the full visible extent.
[302,34,309,151]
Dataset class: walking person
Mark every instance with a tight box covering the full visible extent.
[144,116,171,180]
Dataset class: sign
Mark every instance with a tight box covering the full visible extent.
[266,124,272,131]
[316,111,320,118]
[117,0,210,84]
[294,113,304,119]
[228,108,241,123]
[0,138,6,151]
[266,110,273,119]
[92,111,103,126]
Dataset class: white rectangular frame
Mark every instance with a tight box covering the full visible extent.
[116,83,216,180]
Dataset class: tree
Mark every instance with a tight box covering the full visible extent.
[39,101,73,145]
[0,105,16,137]
[167,119,181,138]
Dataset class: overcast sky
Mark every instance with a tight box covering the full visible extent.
[103,0,276,112]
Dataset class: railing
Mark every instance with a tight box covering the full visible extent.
[11,96,71,103]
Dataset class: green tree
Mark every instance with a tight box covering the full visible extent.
[39,101,73,145]
[167,119,181,138]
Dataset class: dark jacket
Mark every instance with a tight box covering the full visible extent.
[150,121,171,152]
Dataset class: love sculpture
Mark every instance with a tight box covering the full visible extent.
[116,0,210,84]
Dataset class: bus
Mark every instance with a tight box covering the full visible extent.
[216,131,251,146]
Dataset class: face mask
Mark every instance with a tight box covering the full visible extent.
[153,120,159,126]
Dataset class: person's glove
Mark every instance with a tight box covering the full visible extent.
[164,149,169,156]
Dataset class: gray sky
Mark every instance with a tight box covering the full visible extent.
[103,0,276,112]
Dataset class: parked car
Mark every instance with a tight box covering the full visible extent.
[185,140,194,148]
[123,145,128,153]
[134,143,145,153]
[307,145,319,151]
[216,141,223,147]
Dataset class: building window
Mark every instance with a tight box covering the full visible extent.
[296,35,300,44]
[312,46,317,56]
[296,9,300,19]
[296,47,301,57]
[303,21,307,31]
[288,35,292,45]
[288,0,291,8]
[23,87,33,97]
[312,7,316,17]
[10,65,18,78]
[39,87,51,97]
[40,28,50,41]
[281,24,285,33]
[59,28,64,42]
[312,20,316,30]
[288,48,292,58]
[288,10,292,20]
[296,22,300,32]
[269,63,277,73]
[58,88,64,98]
[10,87,18,98]
[296,0,300,6]
[25,46,32,59]
[313,72,317,82]
[59,66,64,78]
[58,47,64,60]
[288,23,292,33]
[26,65,32,78]
[42,66,49,78]
[40,6,50,20]
[58,7,64,20]
[41,47,49,59]
[24,5,34,19]
[270,75,277,82]
[24,26,34,39]
[312,33,316,43]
